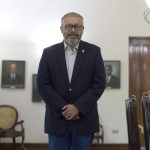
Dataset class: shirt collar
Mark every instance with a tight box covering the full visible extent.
[64,42,79,51]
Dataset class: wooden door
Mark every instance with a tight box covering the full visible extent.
[129,37,150,146]
[129,37,150,123]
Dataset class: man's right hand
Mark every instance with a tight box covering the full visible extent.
[62,104,80,120]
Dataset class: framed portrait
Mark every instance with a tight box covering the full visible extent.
[104,60,120,89]
[1,60,25,89]
[32,74,43,102]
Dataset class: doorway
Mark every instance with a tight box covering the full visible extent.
[129,37,150,122]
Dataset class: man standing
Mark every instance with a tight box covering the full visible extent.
[37,12,106,150]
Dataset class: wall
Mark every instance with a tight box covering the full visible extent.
[0,0,150,144]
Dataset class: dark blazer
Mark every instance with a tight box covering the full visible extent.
[37,41,106,135]
[2,73,23,85]
[106,75,120,89]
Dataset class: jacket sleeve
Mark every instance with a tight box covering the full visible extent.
[74,48,106,115]
[37,49,67,112]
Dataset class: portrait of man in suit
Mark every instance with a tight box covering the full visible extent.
[1,61,25,88]
[105,62,120,89]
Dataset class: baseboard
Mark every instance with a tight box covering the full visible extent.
[0,143,128,150]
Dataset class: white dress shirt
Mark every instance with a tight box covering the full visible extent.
[106,75,111,83]
[64,43,78,83]
[11,73,16,81]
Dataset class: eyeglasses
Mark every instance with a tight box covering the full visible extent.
[63,24,83,31]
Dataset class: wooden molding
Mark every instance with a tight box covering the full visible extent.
[0,143,128,150]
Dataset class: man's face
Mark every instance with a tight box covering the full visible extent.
[10,64,17,73]
[60,16,84,48]
[105,66,112,76]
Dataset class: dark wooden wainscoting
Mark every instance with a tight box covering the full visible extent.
[0,143,128,150]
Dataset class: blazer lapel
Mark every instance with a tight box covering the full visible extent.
[56,42,69,85]
[71,41,86,85]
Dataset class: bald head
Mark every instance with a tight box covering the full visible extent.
[10,63,17,73]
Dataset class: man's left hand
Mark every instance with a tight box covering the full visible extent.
[62,104,80,120]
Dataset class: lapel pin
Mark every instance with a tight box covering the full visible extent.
[82,49,85,53]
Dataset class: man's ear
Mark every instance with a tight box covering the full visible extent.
[60,26,63,33]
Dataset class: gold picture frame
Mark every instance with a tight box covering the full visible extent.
[1,60,25,89]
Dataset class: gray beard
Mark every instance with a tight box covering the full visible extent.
[66,37,79,48]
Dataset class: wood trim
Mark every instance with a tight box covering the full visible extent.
[0,143,128,150]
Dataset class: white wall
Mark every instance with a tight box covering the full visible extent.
[0,0,150,144]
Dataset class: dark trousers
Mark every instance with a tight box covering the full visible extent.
[48,122,93,150]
